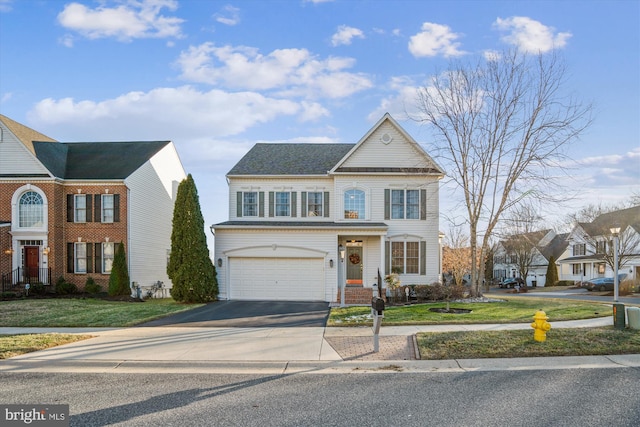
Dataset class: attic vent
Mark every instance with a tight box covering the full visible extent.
[381,133,392,144]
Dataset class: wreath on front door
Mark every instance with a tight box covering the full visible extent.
[349,253,361,264]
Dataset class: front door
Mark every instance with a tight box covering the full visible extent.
[24,246,39,283]
[346,246,363,285]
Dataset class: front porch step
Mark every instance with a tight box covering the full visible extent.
[337,286,386,305]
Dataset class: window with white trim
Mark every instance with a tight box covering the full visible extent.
[102,242,114,273]
[19,191,44,227]
[243,192,258,217]
[572,244,586,256]
[74,194,87,223]
[102,194,114,223]
[391,189,419,219]
[391,241,419,274]
[572,263,582,275]
[307,192,323,217]
[275,192,290,216]
[344,189,365,219]
[75,242,87,274]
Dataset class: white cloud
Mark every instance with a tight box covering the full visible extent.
[331,25,364,46]
[214,5,240,26]
[0,0,12,13]
[494,16,572,53]
[57,0,184,42]
[408,22,465,58]
[368,76,423,121]
[175,43,373,99]
[27,86,300,139]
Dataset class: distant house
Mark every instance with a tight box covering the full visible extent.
[212,113,445,304]
[493,230,569,287]
[558,205,640,283]
[0,115,186,295]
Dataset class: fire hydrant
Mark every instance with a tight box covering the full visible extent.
[531,310,551,342]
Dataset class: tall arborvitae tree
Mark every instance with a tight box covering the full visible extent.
[545,255,558,286]
[168,174,218,303]
[108,242,130,296]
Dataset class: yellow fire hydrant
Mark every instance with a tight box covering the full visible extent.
[531,310,551,342]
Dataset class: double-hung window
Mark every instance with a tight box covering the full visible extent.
[387,189,422,220]
[102,195,114,223]
[243,192,258,217]
[74,194,87,223]
[102,242,114,273]
[573,244,586,256]
[307,192,323,217]
[275,192,290,217]
[391,241,420,274]
[75,242,87,274]
[572,263,583,275]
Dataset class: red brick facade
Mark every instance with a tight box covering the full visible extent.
[0,180,128,290]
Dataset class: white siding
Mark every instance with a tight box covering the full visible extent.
[0,123,51,176]
[125,142,186,290]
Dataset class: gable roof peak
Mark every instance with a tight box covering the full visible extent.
[0,114,57,154]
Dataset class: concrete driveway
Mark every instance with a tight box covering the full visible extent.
[138,300,331,328]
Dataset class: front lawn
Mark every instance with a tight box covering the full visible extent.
[0,298,203,327]
[0,334,93,359]
[328,298,612,326]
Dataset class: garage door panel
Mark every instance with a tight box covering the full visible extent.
[230,257,324,301]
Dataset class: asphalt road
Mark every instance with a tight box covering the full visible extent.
[490,287,640,305]
[1,369,639,426]
[138,300,331,327]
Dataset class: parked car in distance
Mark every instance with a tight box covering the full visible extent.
[499,277,525,289]
[584,275,627,292]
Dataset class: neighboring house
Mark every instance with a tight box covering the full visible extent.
[212,113,445,304]
[493,230,569,287]
[558,205,640,283]
[0,115,186,295]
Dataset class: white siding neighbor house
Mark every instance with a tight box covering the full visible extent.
[212,113,445,304]
[0,114,186,295]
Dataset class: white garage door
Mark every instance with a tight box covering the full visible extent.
[229,257,325,301]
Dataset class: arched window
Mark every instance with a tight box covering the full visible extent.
[344,189,365,219]
[19,191,44,228]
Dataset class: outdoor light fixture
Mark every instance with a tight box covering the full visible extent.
[330,259,334,268]
[43,247,50,255]
[217,258,222,267]
[338,244,345,261]
[4,248,13,255]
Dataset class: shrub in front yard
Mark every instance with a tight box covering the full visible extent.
[555,280,575,287]
[84,276,102,294]
[55,280,77,295]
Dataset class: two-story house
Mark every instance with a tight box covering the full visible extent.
[558,205,640,282]
[212,113,445,304]
[0,115,186,295]
[493,230,569,287]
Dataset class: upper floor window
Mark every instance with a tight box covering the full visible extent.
[344,189,365,219]
[243,192,258,217]
[102,195,114,223]
[573,244,586,256]
[19,191,43,228]
[391,189,419,219]
[74,194,87,223]
[596,240,607,254]
[275,192,290,217]
[307,192,323,217]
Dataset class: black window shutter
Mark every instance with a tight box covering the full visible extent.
[67,243,74,273]
[86,195,93,223]
[94,243,102,274]
[420,189,427,220]
[86,243,93,273]
[259,192,265,217]
[268,192,274,217]
[324,191,330,217]
[113,194,120,222]
[94,195,101,222]
[301,192,307,217]
[236,192,243,217]
[291,192,297,217]
[420,241,426,275]
[384,189,390,220]
[67,194,74,222]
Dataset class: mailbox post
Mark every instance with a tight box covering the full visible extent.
[371,297,385,352]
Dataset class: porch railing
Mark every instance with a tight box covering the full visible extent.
[1,267,52,293]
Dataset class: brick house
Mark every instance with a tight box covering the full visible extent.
[0,115,186,294]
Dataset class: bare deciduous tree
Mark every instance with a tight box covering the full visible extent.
[416,49,592,296]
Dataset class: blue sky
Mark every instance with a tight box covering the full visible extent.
[1,0,638,235]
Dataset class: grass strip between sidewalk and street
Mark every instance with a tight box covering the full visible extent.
[0,334,93,360]
[416,327,640,359]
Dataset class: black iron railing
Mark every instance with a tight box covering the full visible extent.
[1,267,52,292]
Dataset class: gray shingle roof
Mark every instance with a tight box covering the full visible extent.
[227,143,354,176]
[33,141,170,179]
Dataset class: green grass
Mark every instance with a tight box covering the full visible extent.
[328,297,612,326]
[417,327,640,359]
[0,298,203,327]
[0,334,93,359]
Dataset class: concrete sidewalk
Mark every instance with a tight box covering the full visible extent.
[1,316,639,374]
